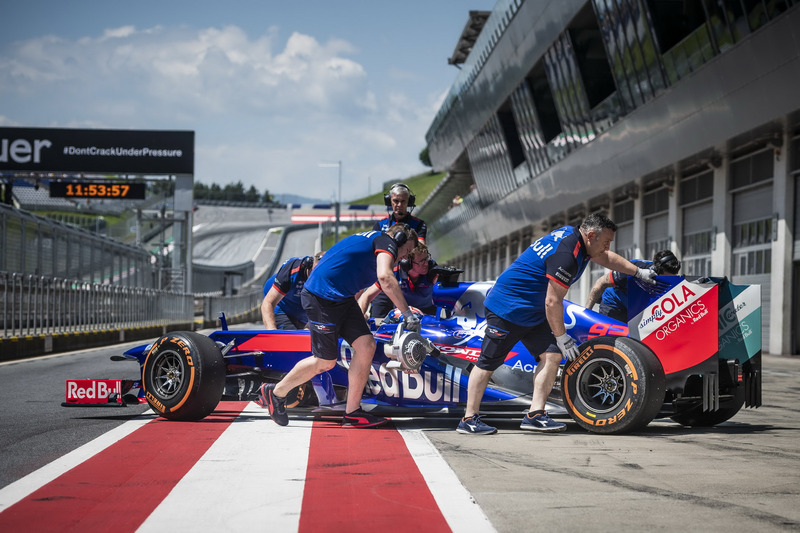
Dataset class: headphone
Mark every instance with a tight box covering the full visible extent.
[300,256,314,271]
[392,225,409,246]
[400,253,435,272]
[653,252,681,274]
[384,183,416,208]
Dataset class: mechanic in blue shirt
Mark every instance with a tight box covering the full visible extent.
[260,252,324,330]
[373,183,428,243]
[585,250,682,323]
[457,213,658,436]
[357,242,439,318]
[258,224,419,429]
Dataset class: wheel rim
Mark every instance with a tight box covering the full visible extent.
[151,349,185,400]
[575,357,627,414]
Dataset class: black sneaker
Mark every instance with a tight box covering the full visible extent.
[258,384,288,426]
[342,409,388,428]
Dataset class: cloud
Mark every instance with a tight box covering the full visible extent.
[0,23,433,199]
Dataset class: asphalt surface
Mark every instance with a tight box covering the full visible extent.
[1,345,798,531]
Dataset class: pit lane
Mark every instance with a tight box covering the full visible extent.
[1,340,798,531]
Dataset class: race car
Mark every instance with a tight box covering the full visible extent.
[63,268,762,434]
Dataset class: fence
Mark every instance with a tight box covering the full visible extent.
[1,203,157,288]
[1,271,193,338]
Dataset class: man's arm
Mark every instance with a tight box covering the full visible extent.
[545,279,570,337]
[260,287,284,329]
[589,250,638,275]
[357,283,382,316]
[592,250,657,285]
[376,252,410,313]
[585,274,613,310]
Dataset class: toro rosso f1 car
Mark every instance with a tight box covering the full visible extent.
[64,269,762,434]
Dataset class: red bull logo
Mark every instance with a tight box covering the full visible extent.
[66,379,122,403]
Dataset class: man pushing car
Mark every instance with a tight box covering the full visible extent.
[258,224,420,428]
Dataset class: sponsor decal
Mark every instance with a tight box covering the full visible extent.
[435,343,482,362]
[632,280,718,375]
[0,137,52,164]
[554,267,571,284]
[532,239,553,259]
[366,363,462,403]
[511,360,537,373]
[66,379,122,404]
[146,391,167,413]
[485,326,503,337]
[312,323,332,333]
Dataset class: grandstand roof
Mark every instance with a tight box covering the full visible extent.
[448,10,491,66]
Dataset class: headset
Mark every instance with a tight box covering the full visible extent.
[400,251,435,272]
[300,256,314,271]
[653,251,681,274]
[392,226,409,247]
[384,183,416,208]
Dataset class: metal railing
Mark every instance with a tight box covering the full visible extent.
[1,271,193,338]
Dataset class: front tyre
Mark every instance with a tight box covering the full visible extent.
[143,331,225,421]
[562,336,666,434]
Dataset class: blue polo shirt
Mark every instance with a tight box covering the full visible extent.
[484,226,590,327]
[373,213,427,241]
[601,259,652,312]
[263,257,312,322]
[305,230,398,301]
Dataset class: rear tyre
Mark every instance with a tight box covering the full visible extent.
[143,331,225,421]
[561,336,666,434]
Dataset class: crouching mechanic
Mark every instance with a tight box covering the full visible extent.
[357,242,439,319]
[457,213,658,435]
[585,250,681,323]
[258,224,419,428]
[261,252,324,330]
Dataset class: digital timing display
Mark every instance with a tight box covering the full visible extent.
[49,181,146,200]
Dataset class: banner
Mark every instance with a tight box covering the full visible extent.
[0,127,194,174]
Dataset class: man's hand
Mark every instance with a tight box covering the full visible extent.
[555,333,580,362]
[635,267,657,285]
[402,309,421,333]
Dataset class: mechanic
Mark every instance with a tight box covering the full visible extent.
[457,213,658,435]
[357,242,439,319]
[260,252,324,330]
[373,183,428,243]
[258,224,419,429]
[584,249,682,323]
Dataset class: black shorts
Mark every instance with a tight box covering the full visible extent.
[476,309,559,371]
[301,288,371,361]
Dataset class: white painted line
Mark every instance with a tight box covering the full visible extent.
[137,403,312,532]
[0,412,155,512]
[399,426,496,533]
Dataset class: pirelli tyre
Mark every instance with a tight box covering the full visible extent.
[143,331,226,421]
[561,336,666,434]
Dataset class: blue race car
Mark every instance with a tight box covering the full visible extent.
[64,268,762,434]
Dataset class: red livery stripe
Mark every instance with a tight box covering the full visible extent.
[237,332,312,352]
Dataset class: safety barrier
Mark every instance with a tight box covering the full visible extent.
[1,271,193,339]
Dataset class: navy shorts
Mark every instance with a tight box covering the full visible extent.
[476,309,559,371]
[301,288,371,361]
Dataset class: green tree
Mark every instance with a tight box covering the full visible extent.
[419,146,432,168]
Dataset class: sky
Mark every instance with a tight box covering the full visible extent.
[0,0,496,202]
